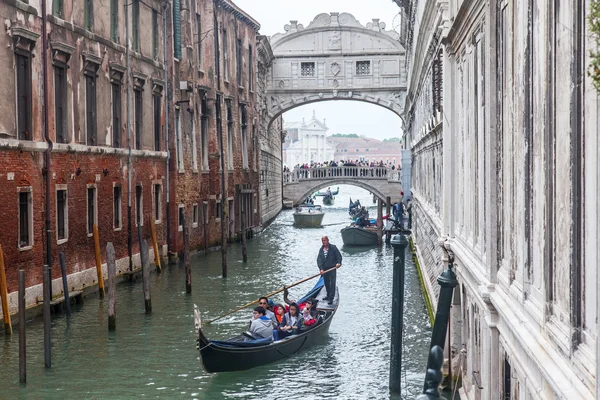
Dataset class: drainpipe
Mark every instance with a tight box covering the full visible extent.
[126,0,133,271]
[162,1,171,263]
[41,0,53,297]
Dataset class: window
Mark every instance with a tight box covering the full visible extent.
[18,190,32,249]
[191,117,198,171]
[175,109,183,170]
[201,95,209,170]
[54,0,64,18]
[56,188,68,242]
[178,205,184,231]
[132,0,140,51]
[215,200,222,220]
[153,184,161,222]
[237,38,242,85]
[240,105,248,169]
[152,9,158,59]
[87,186,97,235]
[202,202,208,225]
[136,184,143,226]
[222,29,228,80]
[226,100,233,169]
[113,185,122,229]
[85,0,94,31]
[16,53,32,141]
[55,64,67,143]
[173,0,181,59]
[193,204,199,227]
[248,45,253,90]
[85,73,97,146]
[356,61,371,75]
[301,62,315,77]
[112,80,122,147]
[196,13,202,67]
[134,88,142,149]
[153,93,161,151]
[110,0,118,42]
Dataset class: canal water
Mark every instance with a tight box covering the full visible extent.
[0,185,437,400]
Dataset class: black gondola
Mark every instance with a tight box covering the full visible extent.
[194,278,338,373]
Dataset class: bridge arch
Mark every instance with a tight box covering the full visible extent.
[294,179,388,206]
[265,12,407,125]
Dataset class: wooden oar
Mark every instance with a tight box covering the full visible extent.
[205,265,340,324]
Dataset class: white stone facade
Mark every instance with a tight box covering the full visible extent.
[404,0,599,398]
[283,114,336,166]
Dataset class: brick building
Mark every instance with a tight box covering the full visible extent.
[0,0,168,311]
[167,0,262,257]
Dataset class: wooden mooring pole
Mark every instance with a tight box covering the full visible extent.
[0,245,12,334]
[183,216,191,294]
[18,270,26,383]
[140,239,152,313]
[389,234,408,393]
[241,209,247,263]
[93,224,105,298]
[106,243,116,330]
[150,218,162,273]
[58,252,71,317]
[43,265,51,368]
[377,198,383,246]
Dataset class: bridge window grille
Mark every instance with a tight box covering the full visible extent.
[301,62,315,77]
[356,61,370,75]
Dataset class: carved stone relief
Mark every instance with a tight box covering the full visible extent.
[330,62,341,76]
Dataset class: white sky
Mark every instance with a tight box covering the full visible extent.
[234,0,404,141]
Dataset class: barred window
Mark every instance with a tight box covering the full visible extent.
[301,62,315,77]
[356,61,371,75]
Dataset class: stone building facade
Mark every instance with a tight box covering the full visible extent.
[257,35,283,226]
[168,0,261,255]
[402,0,598,398]
[0,0,168,313]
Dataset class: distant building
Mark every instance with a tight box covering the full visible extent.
[283,112,336,166]
[329,137,404,165]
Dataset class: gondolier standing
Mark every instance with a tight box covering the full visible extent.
[317,236,342,304]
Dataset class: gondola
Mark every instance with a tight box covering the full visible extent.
[194,278,339,373]
[315,187,339,206]
[341,225,379,246]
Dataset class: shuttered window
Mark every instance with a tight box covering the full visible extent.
[113,186,122,229]
[19,191,31,248]
[16,53,32,141]
[54,64,67,143]
[248,45,253,90]
[153,94,161,151]
[86,74,97,145]
[152,9,159,59]
[54,0,64,18]
[85,0,93,31]
[87,187,96,234]
[57,189,67,240]
[134,89,142,149]
[153,184,161,222]
[173,0,181,59]
[112,81,121,147]
[111,0,118,42]
[132,0,140,51]
[236,39,242,85]
[136,185,143,226]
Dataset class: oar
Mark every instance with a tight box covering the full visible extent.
[205,265,340,324]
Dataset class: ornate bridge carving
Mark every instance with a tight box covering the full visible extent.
[266,13,407,123]
[283,166,403,206]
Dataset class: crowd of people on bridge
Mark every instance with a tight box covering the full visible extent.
[283,160,399,181]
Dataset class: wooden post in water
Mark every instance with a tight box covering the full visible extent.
[203,204,208,254]
[18,270,26,383]
[389,234,408,393]
[58,252,71,317]
[43,265,51,368]
[106,243,116,330]
[241,209,247,263]
[377,198,383,246]
[140,239,152,313]
[0,245,12,335]
[183,216,191,293]
[92,224,105,298]
[150,218,162,273]
[386,196,391,217]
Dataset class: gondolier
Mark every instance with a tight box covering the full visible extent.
[317,236,342,304]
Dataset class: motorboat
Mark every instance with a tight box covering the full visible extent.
[293,204,324,227]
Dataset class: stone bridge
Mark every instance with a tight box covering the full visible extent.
[265,12,407,127]
[283,166,402,206]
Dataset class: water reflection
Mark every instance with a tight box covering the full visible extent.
[0,185,435,399]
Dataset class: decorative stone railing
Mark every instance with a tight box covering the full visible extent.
[283,166,401,183]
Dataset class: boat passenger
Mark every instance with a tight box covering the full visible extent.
[275,303,302,340]
[249,306,275,340]
[273,303,286,326]
[301,299,319,328]
[257,297,278,328]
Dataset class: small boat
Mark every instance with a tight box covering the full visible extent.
[341,225,379,246]
[194,279,339,373]
[315,187,339,206]
[348,198,362,219]
[293,204,325,227]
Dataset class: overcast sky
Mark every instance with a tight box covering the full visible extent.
[235,0,404,141]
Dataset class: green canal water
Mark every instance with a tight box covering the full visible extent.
[0,186,436,400]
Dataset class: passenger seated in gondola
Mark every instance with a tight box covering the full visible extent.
[274,303,302,340]
[248,306,274,340]
[256,297,278,327]
[301,298,319,329]
[273,303,286,326]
